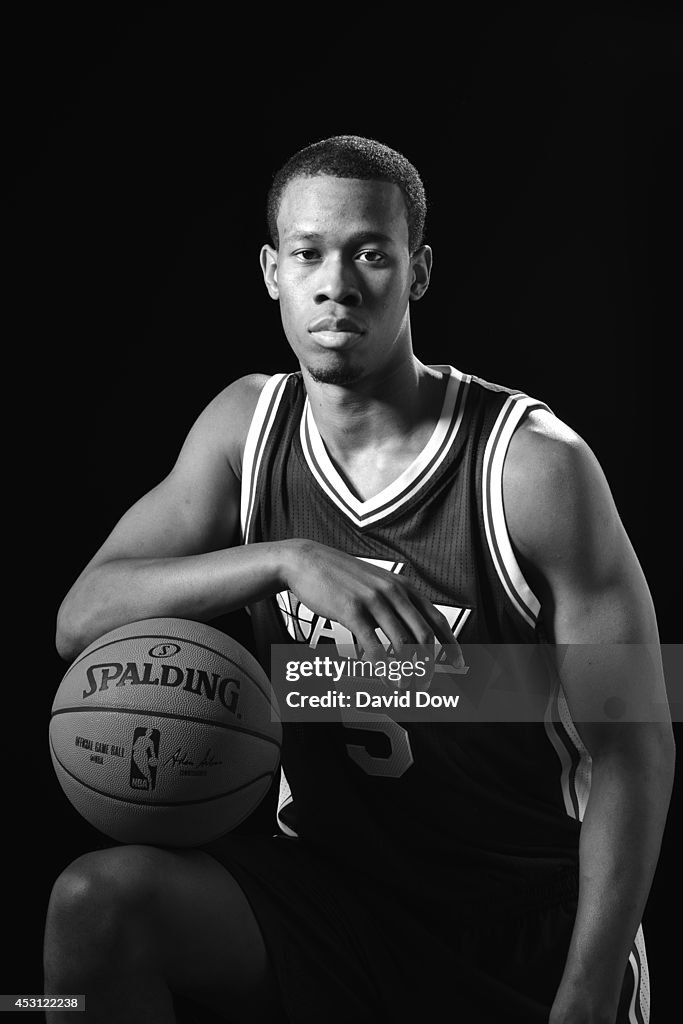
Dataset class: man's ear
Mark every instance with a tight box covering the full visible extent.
[260,244,279,300]
[409,244,432,301]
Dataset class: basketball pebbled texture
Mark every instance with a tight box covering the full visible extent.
[50,618,281,847]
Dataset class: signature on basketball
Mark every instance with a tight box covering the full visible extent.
[162,747,224,769]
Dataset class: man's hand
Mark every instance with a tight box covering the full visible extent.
[282,538,460,661]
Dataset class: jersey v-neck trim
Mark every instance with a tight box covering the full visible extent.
[299,365,471,528]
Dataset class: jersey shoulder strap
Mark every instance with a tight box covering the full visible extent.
[240,372,294,541]
[476,381,552,628]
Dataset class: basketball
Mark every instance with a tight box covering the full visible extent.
[49,618,281,847]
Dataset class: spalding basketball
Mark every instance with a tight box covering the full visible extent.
[49,618,281,847]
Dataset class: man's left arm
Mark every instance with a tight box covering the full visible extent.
[504,411,675,1024]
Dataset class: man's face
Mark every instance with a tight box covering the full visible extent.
[260,175,430,385]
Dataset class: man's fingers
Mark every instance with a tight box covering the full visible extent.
[352,604,428,687]
[354,633,389,663]
[371,600,432,655]
[410,592,466,671]
[385,589,437,646]
[338,572,465,671]
[359,596,439,688]
[351,611,389,662]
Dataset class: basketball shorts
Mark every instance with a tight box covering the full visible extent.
[201,834,648,1024]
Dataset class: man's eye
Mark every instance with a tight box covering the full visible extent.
[356,251,385,263]
[293,250,319,261]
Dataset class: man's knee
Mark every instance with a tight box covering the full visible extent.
[45,846,167,976]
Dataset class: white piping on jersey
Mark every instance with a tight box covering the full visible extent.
[543,685,580,819]
[628,926,650,1023]
[481,391,548,629]
[299,366,471,529]
[240,373,291,543]
[543,681,592,820]
[556,686,592,817]
[276,768,299,838]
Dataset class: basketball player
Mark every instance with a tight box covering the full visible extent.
[46,137,674,1023]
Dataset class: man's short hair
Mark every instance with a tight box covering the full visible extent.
[267,135,427,254]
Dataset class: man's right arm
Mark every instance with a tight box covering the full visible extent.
[57,374,458,663]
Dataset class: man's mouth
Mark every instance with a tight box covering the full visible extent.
[309,316,365,334]
[308,316,365,349]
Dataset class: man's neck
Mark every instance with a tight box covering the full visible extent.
[301,357,448,501]
[304,357,444,448]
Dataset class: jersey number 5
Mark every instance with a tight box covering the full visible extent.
[341,711,414,778]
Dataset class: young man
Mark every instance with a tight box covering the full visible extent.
[46,136,673,1023]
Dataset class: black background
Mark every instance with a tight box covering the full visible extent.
[5,4,682,1018]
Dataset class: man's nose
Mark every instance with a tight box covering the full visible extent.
[314,257,362,306]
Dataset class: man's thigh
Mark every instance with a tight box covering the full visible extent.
[127,845,281,1012]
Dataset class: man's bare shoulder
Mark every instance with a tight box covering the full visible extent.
[188,373,272,477]
[504,407,586,485]
[203,373,271,427]
[502,407,619,572]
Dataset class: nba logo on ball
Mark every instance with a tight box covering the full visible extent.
[50,618,282,847]
[129,727,160,791]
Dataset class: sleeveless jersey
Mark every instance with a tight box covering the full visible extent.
[240,366,592,920]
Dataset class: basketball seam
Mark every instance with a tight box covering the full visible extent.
[50,705,281,748]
